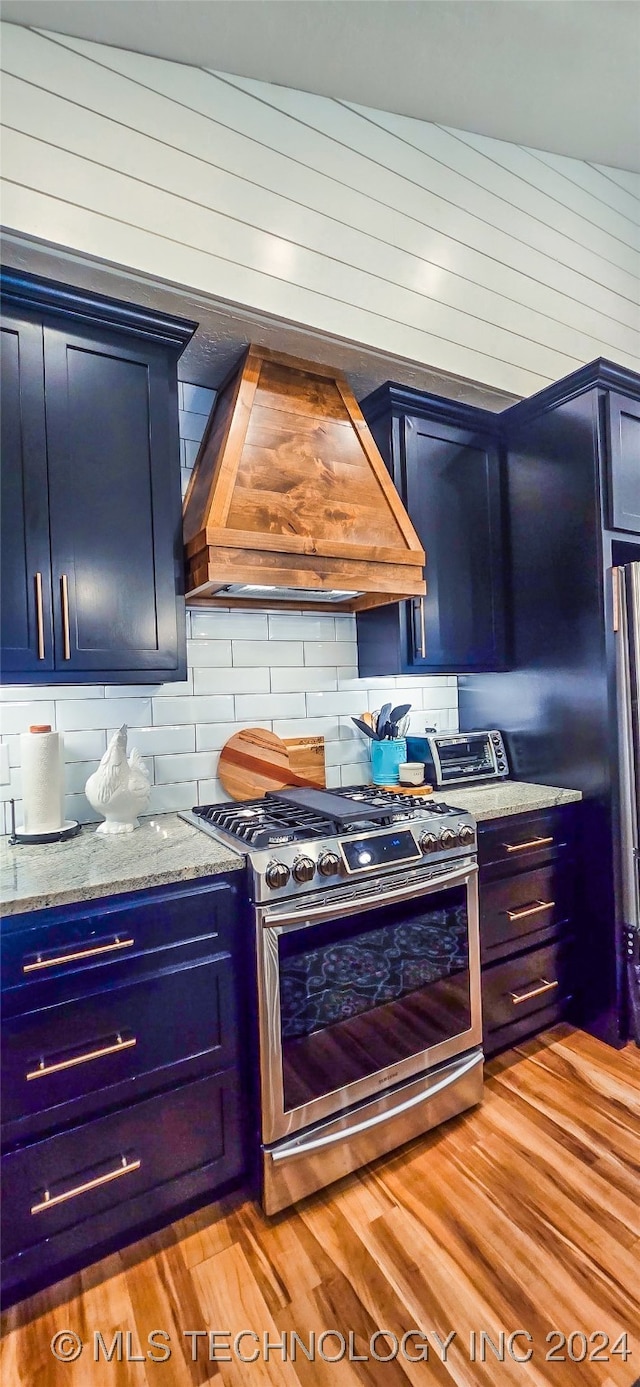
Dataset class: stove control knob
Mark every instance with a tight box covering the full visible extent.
[459,824,475,846]
[440,828,458,849]
[318,851,340,876]
[419,831,439,854]
[292,855,315,883]
[265,861,290,890]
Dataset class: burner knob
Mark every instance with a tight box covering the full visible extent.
[440,828,458,849]
[419,831,439,854]
[292,855,315,884]
[318,851,340,876]
[459,824,475,846]
[265,861,290,890]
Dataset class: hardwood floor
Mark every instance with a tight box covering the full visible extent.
[2,1025,639,1386]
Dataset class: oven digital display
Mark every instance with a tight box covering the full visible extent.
[340,830,422,872]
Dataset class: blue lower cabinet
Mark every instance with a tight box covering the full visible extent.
[0,872,252,1305]
[1,1067,244,1302]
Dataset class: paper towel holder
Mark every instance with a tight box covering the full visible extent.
[8,798,81,846]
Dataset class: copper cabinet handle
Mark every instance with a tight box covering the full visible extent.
[22,935,135,973]
[510,978,559,1006]
[60,573,71,659]
[506,899,555,922]
[503,835,554,854]
[26,1032,137,1081]
[413,596,426,658]
[34,572,45,659]
[31,1155,141,1215]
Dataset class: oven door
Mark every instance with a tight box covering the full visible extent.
[257,861,481,1143]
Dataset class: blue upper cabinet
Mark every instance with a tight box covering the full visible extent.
[606,392,640,535]
[0,271,196,684]
[356,385,507,675]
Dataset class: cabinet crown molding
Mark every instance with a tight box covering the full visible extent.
[0,269,197,352]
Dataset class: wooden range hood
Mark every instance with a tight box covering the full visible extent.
[183,346,425,612]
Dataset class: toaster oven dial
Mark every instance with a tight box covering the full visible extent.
[292,855,315,884]
[458,824,475,846]
[440,828,458,849]
[265,861,290,890]
[318,851,340,876]
[419,831,439,854]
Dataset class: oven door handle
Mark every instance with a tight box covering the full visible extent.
[269,1050,484,1160]
[261,860,478,929]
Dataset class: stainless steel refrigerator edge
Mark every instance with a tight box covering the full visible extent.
[615,562,640,1041]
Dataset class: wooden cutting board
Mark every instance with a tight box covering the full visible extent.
[218,728,325,800]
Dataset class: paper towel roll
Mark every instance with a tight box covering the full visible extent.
[20,727,65,834]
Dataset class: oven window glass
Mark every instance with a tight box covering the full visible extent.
[278,884,472,1111]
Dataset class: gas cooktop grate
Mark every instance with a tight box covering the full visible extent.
[192,799,332,847]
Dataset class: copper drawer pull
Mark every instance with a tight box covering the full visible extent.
[510,978,559,1006]
[506,899,555,922]
[503,835,554,854]
[60,573,71,659]
[22,935,135,973]
[31,1155,141,1215]
[26,1032,137,1081]
[34,572,45,659]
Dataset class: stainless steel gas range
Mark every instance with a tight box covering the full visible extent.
[182,784,483,1213]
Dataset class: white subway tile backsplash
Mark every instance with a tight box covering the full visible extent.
[60,730,108,762]
[186,641,233,669]
[56,699,152,732]
[64,760,103,794]
[196,720,272,752]
[268,613,335,642]
[341,763,371,787]
[270,667,338,694]
[193,667,270,696]
[65,793,100,825]
[334,615,356,641]
[234,692,306,720]
[152,695,235,726]
[109,725,195,756]
[233,641,303,667]
[304,642,356,667]
[178,409,209,443]
[305,691,367,718]
[271,717,339,741]
[180,383,215,415]
[324,740,369,767]
[190,611,268,641]
[0,702,56,735]
[195,779,231,806]
[147,782,198,814]
[0,684,104,701]
[324,766,342,789]
[155,751,217,785]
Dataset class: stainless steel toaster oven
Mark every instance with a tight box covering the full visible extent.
[406,730,509,787]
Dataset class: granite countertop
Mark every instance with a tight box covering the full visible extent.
[0,782,581,917]
[433,780,582,821]
[0,814,244,917]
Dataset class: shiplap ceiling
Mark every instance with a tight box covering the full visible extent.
[2,0,639,172]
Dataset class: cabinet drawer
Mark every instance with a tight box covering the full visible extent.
[1,878,238,1013]
[480,862,573,963]
[1,1067,243,1262]
[478,807,574,875]
[482,940,572,1047]
[2,953,235,1138]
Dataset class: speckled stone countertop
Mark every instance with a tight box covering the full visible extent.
[433,780,581,821]
[0,814,244,917]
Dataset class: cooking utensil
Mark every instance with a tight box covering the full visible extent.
[352,716,378,740]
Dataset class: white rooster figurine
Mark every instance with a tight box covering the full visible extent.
[85,725,151,834]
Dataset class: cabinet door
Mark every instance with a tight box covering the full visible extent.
[607,392,640,534]
[0,315,54,674]
[404,418,506,671]
[43,319,183,673]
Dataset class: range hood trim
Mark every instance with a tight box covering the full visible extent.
[183,345,426,613]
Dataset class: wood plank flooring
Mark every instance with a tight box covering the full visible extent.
[2,1025,639,1386]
